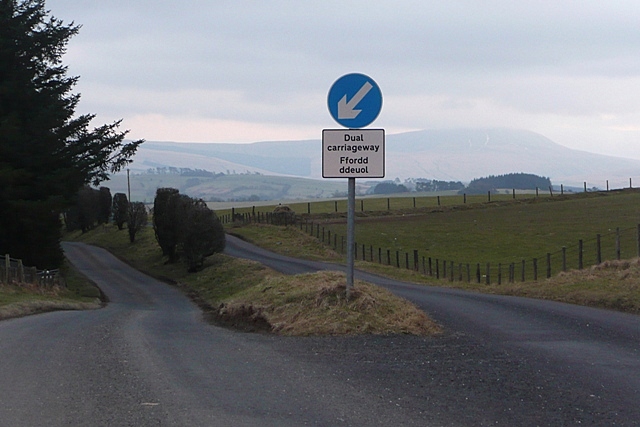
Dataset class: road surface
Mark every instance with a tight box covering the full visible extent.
[0,238,637,426]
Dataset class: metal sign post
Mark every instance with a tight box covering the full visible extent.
[346,178,356,291]
[324,73,384,297]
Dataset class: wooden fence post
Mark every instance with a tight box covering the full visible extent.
[546,253,551,278]
[435,259,440,279]
[596,234,602,264]
[413,250,419,271]
[387,250,391,266]
[616,228,621,260]
[485,263,490,284]
[396,251,400,268]
[466,263,471,282]
[476,263,481,283]
[498,263,502,284]
[579,239,584,269]
[562,247,567,272]
[450,261,454,281]
[17,259,24,283]
[521,259,526,282]
[533,258,538,281]
[637,225,640,257]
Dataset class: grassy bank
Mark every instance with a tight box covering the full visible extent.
[68,225,441,336]
[0,260,102,320]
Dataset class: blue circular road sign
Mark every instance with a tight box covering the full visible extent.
[328,73,382,128]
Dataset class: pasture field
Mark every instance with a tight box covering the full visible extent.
[224,189,640,281]
[229,190,640,314]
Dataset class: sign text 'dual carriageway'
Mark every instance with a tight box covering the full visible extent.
[322,129,385,178]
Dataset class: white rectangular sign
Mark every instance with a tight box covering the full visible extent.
[322,129,385,178]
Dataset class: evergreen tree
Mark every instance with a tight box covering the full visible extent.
[181,198,225,272]
[152,188,225,270]
[0,1,143,267]
[98,187,112,224]
[127,202,147,243]
[112,193,129,230]
[153,188,180,260]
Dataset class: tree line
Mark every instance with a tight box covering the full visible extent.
[65,186,225,272]
[372,174,550,195]
[463,173,552,194]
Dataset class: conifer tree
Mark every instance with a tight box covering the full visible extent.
[0,1,143,267]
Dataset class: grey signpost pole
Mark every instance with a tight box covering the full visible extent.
[325,73,383,298]
[346,177,356,295]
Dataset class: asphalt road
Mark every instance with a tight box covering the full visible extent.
[0,238,637,426]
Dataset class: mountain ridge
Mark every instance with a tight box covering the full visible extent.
[124,128,640,188]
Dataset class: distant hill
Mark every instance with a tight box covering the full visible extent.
[116,128,640,196]
[103,172,353,204]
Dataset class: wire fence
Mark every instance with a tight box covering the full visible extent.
[0,254,62,287]
[222,205,640,284]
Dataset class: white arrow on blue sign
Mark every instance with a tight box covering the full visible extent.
[327,73,382,129]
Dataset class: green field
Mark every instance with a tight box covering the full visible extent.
[225,189,640,282]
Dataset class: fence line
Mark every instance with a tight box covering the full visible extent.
[0,254,61,287]
[220,184,640,222]
[223,207,640,284]
[220,187,640,283]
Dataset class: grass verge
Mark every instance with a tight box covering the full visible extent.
[0,259,102,321]
[67,224,441,336]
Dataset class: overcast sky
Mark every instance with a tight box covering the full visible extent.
[46,0,640,159]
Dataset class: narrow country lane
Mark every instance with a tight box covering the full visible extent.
[0,239,638,426]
